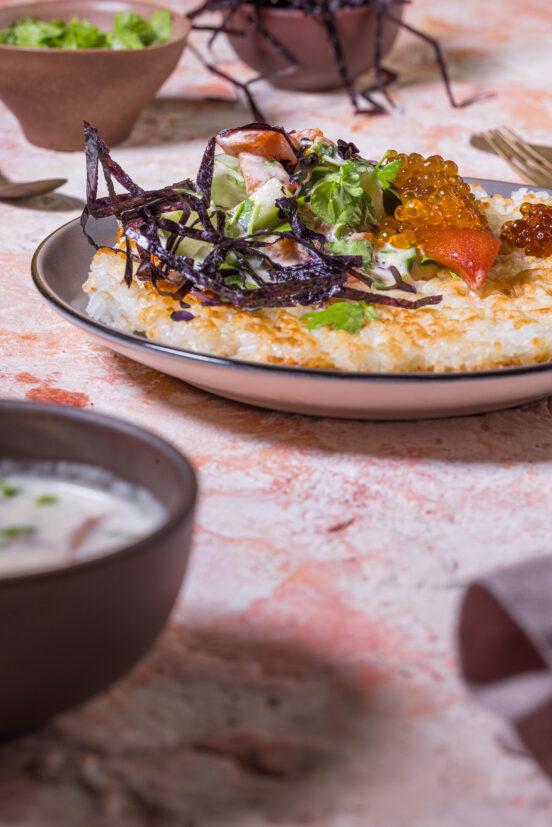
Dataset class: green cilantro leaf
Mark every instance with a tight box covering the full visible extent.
[325,237,373,267]
[310,166,372,227]
[301,301,380,334]
[376,159,402,190]
[309,159,375,228]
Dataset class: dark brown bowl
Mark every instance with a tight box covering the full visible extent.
[227,2,404,92]
[0,0,190,151]
[0,400,196,739]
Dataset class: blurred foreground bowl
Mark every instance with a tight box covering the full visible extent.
[0,400,196,739]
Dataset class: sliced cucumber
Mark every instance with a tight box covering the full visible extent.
[161,209,214,262]
[211,154,246,210]
[227,177,287,235]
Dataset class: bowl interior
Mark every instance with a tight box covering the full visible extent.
[0,400,196,579]
[0,0,190,46]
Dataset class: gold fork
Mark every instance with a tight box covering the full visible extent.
[476,128,552,187]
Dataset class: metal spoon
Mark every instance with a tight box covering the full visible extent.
[0,177,67,200]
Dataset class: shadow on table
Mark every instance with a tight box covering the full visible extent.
[111,352,552,466]
[3,192,85,213]
[124,26,503,150]
[0,623,379,826]
[386,31,498,90]
[125,96,257,149]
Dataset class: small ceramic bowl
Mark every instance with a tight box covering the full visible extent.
[0,400,197,739]
[0,0,190,151]
[228,2,404,92]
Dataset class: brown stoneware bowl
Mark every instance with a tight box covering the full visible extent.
[0,0,190,151]
[0,400,197,739]
[228,2,404,92]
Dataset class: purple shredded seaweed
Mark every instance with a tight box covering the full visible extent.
[171,310,196,321]
[196,137,217,204]
[81,123,442,316]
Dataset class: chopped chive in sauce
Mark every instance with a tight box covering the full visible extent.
[0,525,37,547]
[0,483,20,498]
[35,494,59,506]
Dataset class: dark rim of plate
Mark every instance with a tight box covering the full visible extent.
[31,177,552,385]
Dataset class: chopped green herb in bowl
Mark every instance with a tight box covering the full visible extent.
[0,9,173,49]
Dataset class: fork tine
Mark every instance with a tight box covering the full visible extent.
[501,127,552,178]
[488,130,552,186]
[482,131,547,186]
[490,129,552,186]
[489,130,542,172]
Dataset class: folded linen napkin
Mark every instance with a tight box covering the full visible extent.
[459,555,552,777]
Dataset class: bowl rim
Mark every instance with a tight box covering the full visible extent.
[0,0,191,54]
[0,399,197,588]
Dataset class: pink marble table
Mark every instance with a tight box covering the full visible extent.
[1,0,552,823]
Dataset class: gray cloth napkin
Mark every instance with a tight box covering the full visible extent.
[459,555,552,777]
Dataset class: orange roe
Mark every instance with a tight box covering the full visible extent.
[376,151,488,249]
[500,202,552,258]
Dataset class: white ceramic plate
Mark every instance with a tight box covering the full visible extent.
[32,178,552,420]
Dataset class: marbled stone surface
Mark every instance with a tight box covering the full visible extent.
[1,0,552,823]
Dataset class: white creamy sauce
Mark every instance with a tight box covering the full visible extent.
[0,461,165,576]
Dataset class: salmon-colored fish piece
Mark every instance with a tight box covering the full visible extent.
[216,128,297,163]
[239,152,290,195]
[423,228,501,289]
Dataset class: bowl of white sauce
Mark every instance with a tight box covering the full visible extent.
[0,400,196,738]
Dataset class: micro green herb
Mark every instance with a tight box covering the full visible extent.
[301,301,380,334]
[325,237,373,268]
[0,483,20,498]
[35,495,59,506]
[374,151,402,190]
[309,160,373,228]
